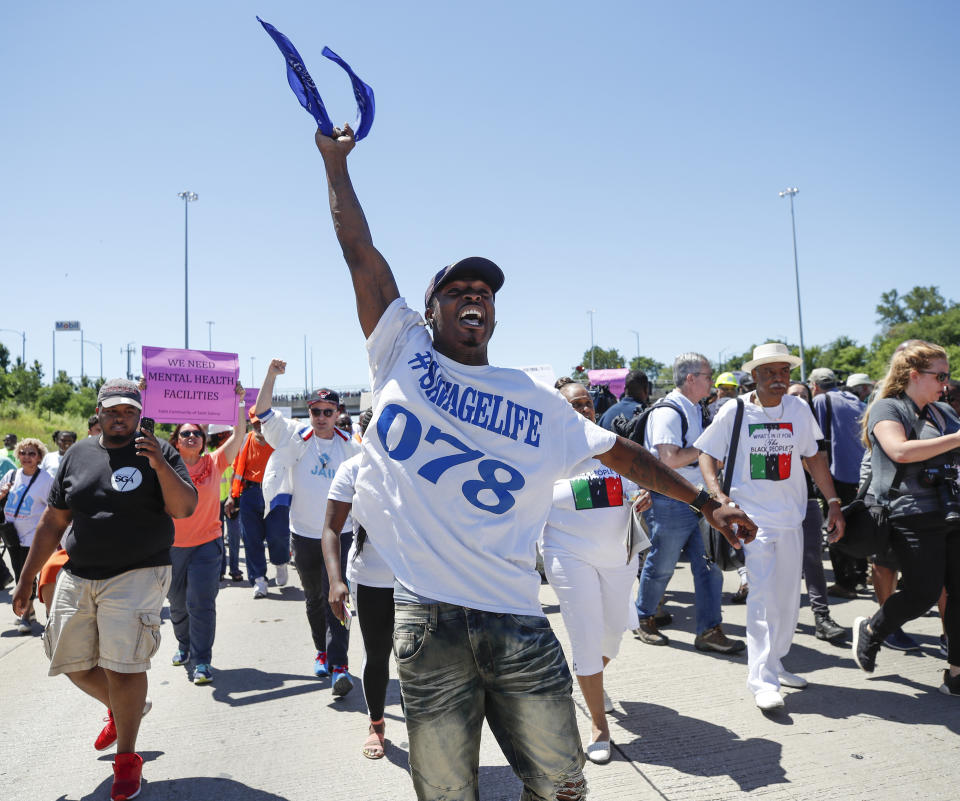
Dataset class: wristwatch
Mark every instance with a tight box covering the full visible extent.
[689,486,713,513]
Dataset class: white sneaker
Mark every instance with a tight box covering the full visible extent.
[16,615,31,635]
[585,736,612,764]
[778,670,808,689]
[755,690,785,710]
[603,691,614,714]
[275,563,289,587]
[253,577,268,599]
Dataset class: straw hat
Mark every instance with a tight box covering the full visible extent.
[742,343,803,373]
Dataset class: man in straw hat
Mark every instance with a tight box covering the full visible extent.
[695,343,846,711]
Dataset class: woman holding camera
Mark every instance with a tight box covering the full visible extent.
[852,340,960,696]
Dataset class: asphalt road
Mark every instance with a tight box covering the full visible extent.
[1,551,956,801]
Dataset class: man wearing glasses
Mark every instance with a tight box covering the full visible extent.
[254,361,360,693]
[634,353,745,654]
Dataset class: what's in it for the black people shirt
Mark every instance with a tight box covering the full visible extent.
[48,436,196,579]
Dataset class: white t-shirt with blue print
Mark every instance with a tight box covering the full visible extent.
[353,298,617,616]
[3,468,54,546]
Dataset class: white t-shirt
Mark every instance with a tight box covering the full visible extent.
[328,454,394,589]
[540,457,640,569]
[290,432,355,538]
[644,388,705,485]
[3,468,54,546]
[353,298,617,616]
[694,393,821,530]
[41,451,63,477]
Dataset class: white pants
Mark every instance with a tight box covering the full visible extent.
[744,525,803,695]
[542,548,639,676]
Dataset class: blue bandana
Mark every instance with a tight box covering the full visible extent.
[258,17,375,141]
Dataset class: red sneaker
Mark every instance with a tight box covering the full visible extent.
[95,710,117,751]
[95,699,153,751]
[111,752,143,801]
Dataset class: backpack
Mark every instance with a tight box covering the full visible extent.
[612,399,688,449]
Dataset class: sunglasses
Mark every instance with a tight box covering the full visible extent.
[309,407,336,418]
[179,431,203,439]
[919,370,950,383]
[20,451,39,457]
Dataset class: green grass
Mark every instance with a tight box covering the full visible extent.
[0,401,89,447]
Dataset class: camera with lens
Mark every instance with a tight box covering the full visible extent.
[919,464,960,526]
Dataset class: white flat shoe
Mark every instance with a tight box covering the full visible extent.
[755,690,785,710]
[603,691,614,713]
[778,670,808,689]
[586,737,612,764]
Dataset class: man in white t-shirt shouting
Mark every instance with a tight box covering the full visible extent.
[635,352,744,654]
[696,343,845,712]
[314,123,757,801]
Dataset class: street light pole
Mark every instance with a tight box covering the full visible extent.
[178,191,198,348]
[205,321,214,350]
[587,310,596,370]
[0,329,26,364]
[629,329,640,367]
[250,356,256,387]
[779,187,806,382]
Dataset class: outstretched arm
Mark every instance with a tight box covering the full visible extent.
[315,124,399,338]
[599,437,757,547]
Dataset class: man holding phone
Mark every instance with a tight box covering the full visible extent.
[12,378,197,801]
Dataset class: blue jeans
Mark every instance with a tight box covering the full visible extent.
[220,501,242,576]
[393,603,586,801]
[168,538,222,664]
[636,493,722,635]
[238,484,290,583]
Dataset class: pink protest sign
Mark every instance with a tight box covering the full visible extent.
[142,346,240,425]
[244,388,259,410]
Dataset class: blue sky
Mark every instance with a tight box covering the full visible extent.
[2,1,958,392]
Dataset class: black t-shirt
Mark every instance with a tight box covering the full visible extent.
[48,436,196,579]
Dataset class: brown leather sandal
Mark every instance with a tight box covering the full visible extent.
[361,720,386,759]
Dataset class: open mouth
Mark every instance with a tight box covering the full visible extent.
[458,305,484,328]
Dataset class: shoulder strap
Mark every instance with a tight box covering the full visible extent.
[823,393,834,467]
[720,398,745,496]
[656,399,689,448]
[11,469,41,518]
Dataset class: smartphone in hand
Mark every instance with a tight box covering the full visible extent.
[139,417,155,436]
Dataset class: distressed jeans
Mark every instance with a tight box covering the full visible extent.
[636,493,723,635]
[393,602,587,801]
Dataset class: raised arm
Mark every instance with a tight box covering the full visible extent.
[315,124,399,338]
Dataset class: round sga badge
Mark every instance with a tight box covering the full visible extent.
[111,467,143,493]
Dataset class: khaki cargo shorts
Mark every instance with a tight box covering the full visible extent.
[43,565,172,676]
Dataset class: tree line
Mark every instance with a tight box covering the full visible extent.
[572,285,959,386]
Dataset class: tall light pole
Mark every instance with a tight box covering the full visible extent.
[79,339,103,379]
[178,191,198,348]
[205,321,214,350]
[629,329,640,368]
[0,328,26,364]
[779,187,806,382]
[250,356,256,387]
[587,310,596,370]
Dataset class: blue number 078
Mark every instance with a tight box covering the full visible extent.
[375,403,525,514]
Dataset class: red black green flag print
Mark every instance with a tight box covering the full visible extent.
[748,422,793,481]
[571,474,624,510]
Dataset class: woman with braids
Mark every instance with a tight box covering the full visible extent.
[852,340,960,696]
[322,410,397,759]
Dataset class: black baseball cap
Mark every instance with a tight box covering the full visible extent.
[424,257,504,310]
[308,388,340,407]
